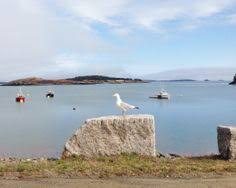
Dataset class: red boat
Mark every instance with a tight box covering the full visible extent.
[16,88,25,103]
[16,96,25,103]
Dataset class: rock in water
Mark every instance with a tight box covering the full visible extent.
[217,126,236,160]
[229,74,236,85]
[62,115,156,158]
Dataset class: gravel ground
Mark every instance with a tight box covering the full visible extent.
[1,177,236,188]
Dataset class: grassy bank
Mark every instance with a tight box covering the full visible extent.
[0,154,236,179]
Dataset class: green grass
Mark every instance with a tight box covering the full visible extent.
[0,153,236,178]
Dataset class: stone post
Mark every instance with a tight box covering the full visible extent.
[217,126,236,160]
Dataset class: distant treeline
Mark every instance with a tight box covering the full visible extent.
[67,75,142,81]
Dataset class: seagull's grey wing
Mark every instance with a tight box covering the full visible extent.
[120,101,136,110]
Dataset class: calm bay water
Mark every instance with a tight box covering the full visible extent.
[0,81,235,158]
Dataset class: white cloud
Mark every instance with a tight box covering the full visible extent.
[58,0,130,26]
[227,13,236,24]
[40,53,128,78]
[0,0,114,80]
[0,0,236,80]
[58,0,236,30]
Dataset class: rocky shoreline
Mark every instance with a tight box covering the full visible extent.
[0,157,57,167]
[3,75,146,86]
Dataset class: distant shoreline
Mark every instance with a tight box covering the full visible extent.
[147,79,229,82]
[2,75,148,86]
[0,78,231,86]
[153,79,196,82]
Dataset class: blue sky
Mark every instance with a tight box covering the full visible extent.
[0,0,236,80]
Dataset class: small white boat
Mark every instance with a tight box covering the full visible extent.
[150,89,170,100]
[157,90,170,99]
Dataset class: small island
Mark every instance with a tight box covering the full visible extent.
[3,75,146,86]
[229,74,236,85]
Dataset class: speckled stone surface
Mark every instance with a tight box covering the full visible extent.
[62,115,156,158]
[217,126,236,160]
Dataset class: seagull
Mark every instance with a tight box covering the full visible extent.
[113,93,139,115]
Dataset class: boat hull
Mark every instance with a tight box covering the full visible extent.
[149,95,170,100]
[16,96,25,103]
[46,93,54,98]
[157,95,170,99]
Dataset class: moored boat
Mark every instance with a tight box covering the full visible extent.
[46,91,54,98]
[157,90,170,99]
[16,88,25,103]
[149,90,170,100]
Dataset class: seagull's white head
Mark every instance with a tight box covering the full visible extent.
[113,93,120,98]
